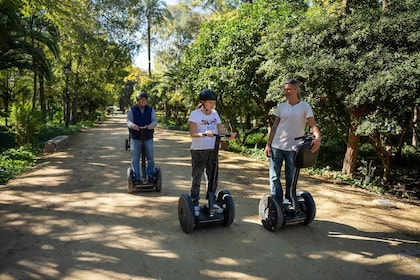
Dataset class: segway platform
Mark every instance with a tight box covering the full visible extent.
[127,167,162,193]
[178,190,235,233]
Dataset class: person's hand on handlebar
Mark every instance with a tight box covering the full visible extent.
[310,137,321,153]
[229,132,237,140]
[132,124,153,131]
[202,130,213,137]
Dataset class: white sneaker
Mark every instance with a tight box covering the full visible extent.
[194,206,200,216]
[214,204,224,214]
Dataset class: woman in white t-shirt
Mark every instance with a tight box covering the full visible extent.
[188,89,236,216]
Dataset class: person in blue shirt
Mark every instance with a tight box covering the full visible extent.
[127,92,158,184]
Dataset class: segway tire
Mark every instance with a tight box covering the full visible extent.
[127,167,134,194]
[154,167,162,192]
[259,194,284,232]
[217,190,235,227]
[125,139,130,150]
[297,190,316,225]
[178,194,195,233]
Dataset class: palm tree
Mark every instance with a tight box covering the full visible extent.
[141,0,171,77]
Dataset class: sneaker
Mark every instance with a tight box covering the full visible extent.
[194,206,200,217]
[133,179,141,185]
[214,204,224,214]
[147,177,155,184]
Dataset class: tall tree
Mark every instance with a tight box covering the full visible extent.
[140,0,171,77]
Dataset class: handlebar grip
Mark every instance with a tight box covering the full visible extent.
[214,134,231,138]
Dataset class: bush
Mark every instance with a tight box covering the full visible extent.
[0,145,37,184]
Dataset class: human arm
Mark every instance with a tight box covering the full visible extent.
[307,117,321,153]
[265,117,280,157]
[216,123,236,139]
[189,121,208,138]
[146,108,158,130]
[127,108,137,130]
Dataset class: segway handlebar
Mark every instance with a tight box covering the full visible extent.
[214,133,232,138]
[294,134,315,143]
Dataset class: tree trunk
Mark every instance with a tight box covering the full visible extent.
[71,93,78,125]
[413,106,418,147]
[342,122,360,175]
[382,0,391,10]
[342,0,350,16]
[147,13,152,77]
[39,74,46,123]
[4,75,10,127]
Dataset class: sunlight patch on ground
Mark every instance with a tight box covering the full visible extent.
[146,249,179,259]
[328,232,420,246]
[201,269,267,280]
[241,216,261,225]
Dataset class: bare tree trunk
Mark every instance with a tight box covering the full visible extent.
[382,0,391,10]
[342,0,350,16]
[342,122,360,175]
[71,93,78,125]
[147,13,152,77]
[413,106,418,147]
[39,74,46,123]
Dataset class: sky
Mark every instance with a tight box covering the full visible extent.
[133,0,178,69]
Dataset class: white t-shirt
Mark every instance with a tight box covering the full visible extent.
[188,109,221,150]
[272,101,314,151]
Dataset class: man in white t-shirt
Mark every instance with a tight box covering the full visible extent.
[188,89,236,216]
[264,79,321,203]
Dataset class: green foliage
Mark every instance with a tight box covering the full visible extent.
[10,102,42,145]
[0,126,16,151]
[157,115,188,131]
[228,141,267,161]
[0,144,37,184]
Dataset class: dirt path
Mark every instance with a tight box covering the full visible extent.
[0,114,419,280]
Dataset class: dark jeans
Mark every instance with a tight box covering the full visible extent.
[190,150,218,205]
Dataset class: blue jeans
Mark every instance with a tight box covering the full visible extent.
[130,137,155,180]
[269,147,296,202]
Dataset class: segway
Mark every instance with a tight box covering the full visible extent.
[259,134,319,231]
[125,136,130,150]
[127,127,162,193]
[178,134,235,233]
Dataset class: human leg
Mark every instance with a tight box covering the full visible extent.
[144,138,155,179]
[269,147,285,202]
[204,151,218,214]
[191,150,209,204]
[283,150,296,201]
[130,138,141,181]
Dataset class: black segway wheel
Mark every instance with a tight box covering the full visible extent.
[178,194,195,233]
[154,167,162,192]
[297,190,316,225]
[217,190,235,227]
[127,167,134,194]
[125,139,130,150]
[259,194,284,232]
